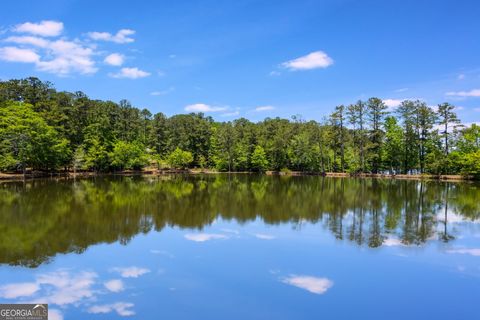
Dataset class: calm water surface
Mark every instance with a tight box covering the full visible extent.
[0,175,479,319]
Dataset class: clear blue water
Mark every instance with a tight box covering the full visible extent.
[0,175,479,319]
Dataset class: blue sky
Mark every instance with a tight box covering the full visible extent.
[0,0,479,123]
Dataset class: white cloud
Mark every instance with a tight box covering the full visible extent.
[112,267,150,278]
[0,282,40,298]
[88,29,135,44]
[0,46,40,63]
[255,105,275,112]
[394,88,409,93]
[383,237,405,247]
[151,87,175,96]
[35,270,97,305]
[281,275,333,294]
[110,67,150,79]
[14,20,63,37]
[281,51,333,70]
[254,233,275,240]
[88,302,135,316]
[184,233,228,242]
[446,248,480,256]
[0,23,148,76]
[87,304,113,314]
[446,89,480,97]
[458,74,465,80]
[49,309,63,320]
[433,121,467,132]
[436,211,480,224]
[0,270,97,307]
[2,35,97,75]
[474,108,480,112]
[383,99,402,109]
[383,98,423,111]
[5,36,49,47]
[104,279,124,292]
[35,40,97,75]
[269,71,281,76]
[184,103,227,112]
[0,269,137,320]
[462,122,480,128]
[104,53,125,66]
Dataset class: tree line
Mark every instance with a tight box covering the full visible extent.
[1,77,479,177]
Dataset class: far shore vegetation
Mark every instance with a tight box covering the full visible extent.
[1,77,480,179]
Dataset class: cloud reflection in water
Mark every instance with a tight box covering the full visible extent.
[281,275,334,294]
[0,267,150,319]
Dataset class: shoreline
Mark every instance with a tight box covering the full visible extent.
[0,170,474,182]
[268,171,471,181]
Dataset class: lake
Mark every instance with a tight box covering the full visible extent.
[0,175,479,320]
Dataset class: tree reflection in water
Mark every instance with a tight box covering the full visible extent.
[0,175,479,267]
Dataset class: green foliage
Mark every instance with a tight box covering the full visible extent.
[258,118,292,170]
[288,132,317,171]
[367,97,388,173]
[167,148,193,169]
[0,101,70,171]
[457,124,480,153]
[437,102,461,156]
[210,123,235,171]
[251,145,269,172]
[396,100,419,173]
[461,151,480,178]
[73,146,86,172]
[0,77,479,178]
[110,141,148,170]
[84,137,110,172]
[329,105,347,172]
[166,113,212,166]
[151,112,168,155]
[280,167,292,174]
[384,116,403,173]
[198,155,207,170]
[347,100,367,172]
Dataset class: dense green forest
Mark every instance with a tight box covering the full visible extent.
[1,77,479,177]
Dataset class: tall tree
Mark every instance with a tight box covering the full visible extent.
[232,118,256,171]
[416,102,437,173]
[151,112,168,156]
[330,105,347,172]
[347,100,367,172]
[397,100,419,174]
[211,122,236,171]
[140,108,152,146]
[367,97,388,173]
[257,118,292,170]
[384,116,403,174]
[437,103,461,156]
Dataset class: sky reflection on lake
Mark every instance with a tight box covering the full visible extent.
[0,175,479,319]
